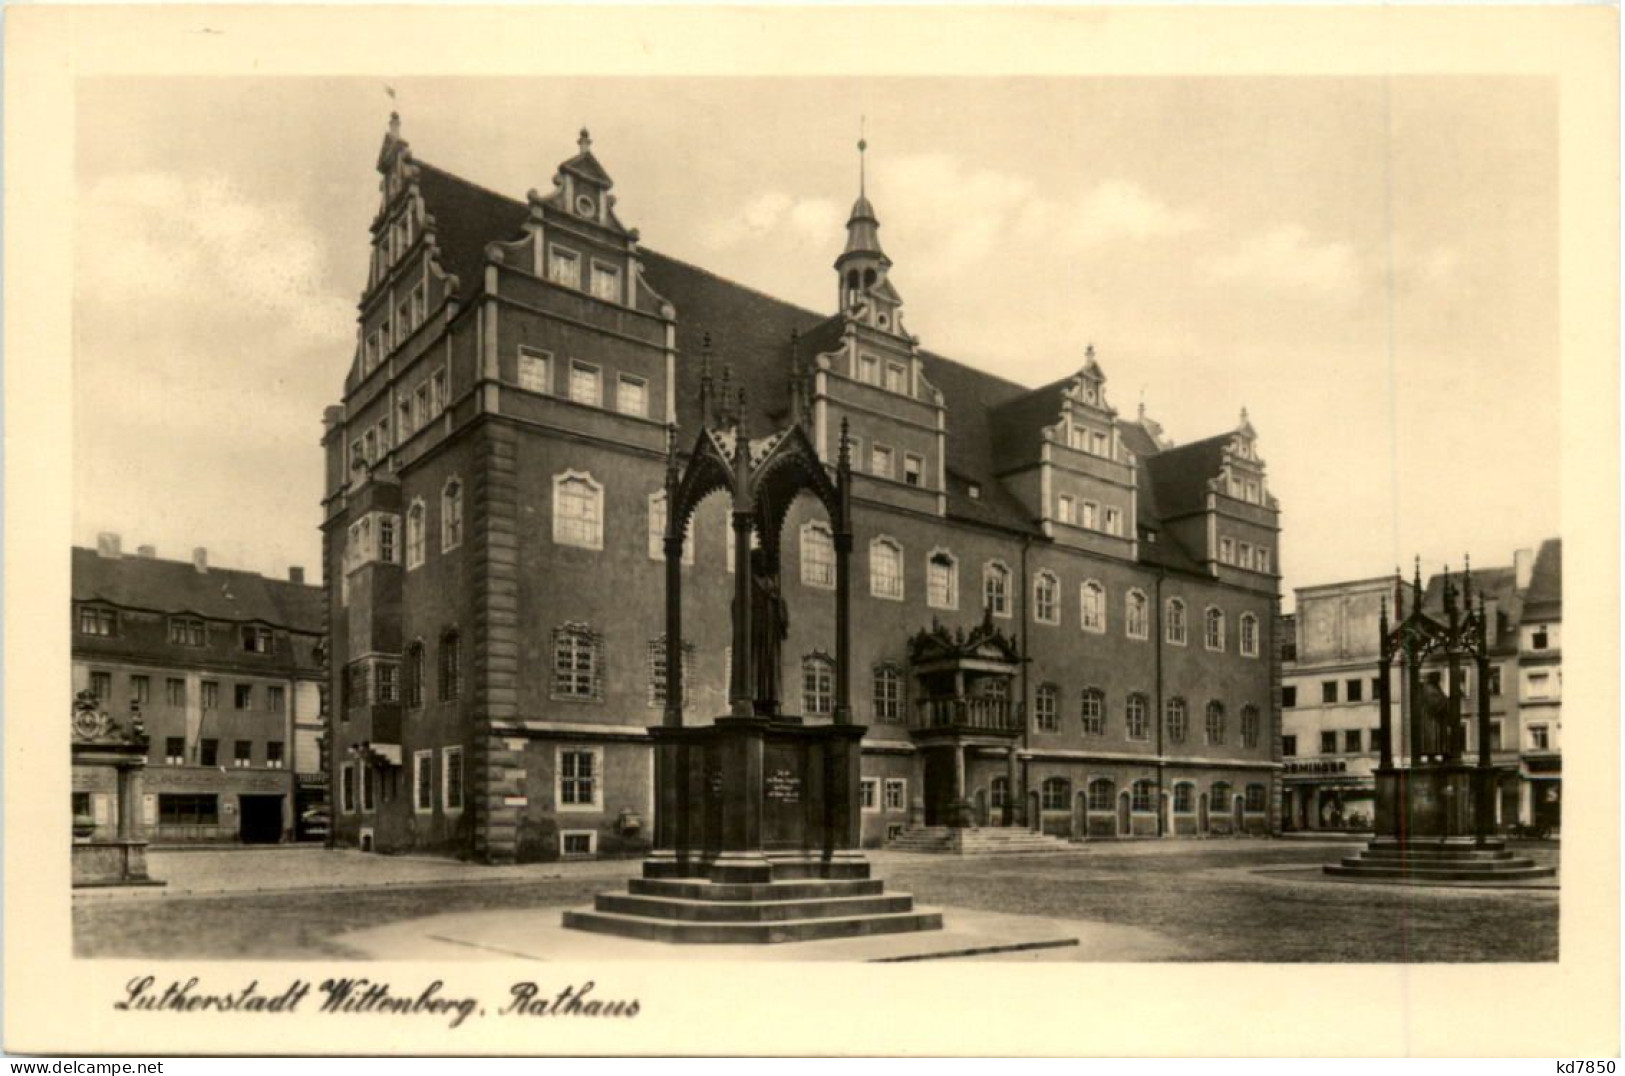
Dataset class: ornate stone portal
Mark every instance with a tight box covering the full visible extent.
[1325,561,1554,883]
[564,399,941,942]
[71,690,164,888]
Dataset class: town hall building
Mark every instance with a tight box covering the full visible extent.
[323,117,1284,861]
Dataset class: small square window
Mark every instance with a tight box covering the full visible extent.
[617,375,648,418]
[1321,681,1338,704]
[590,262,621,303]
[1320,731,1337,755]
[569,362,601,407]
[1345,678,1363,703]
[1344,729,1363,753]
[234,684,254,710]
[518,347,552,393]
[562,831,596,857]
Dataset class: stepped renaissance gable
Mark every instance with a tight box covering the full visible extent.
[324,117,1283,862]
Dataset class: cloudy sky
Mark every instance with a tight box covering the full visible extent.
[73,76,1558,605]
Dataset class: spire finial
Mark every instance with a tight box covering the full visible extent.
[839,416,852,470]
[1240,405,1250,424]
[858,117,867,197]
[579,127,592,154]
[388,109,401,139]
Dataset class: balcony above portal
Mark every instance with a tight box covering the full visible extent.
[906,609,1023,741]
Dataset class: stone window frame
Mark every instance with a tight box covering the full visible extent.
[1034,683,1060,733]
[883,777,907,813]
[547,243,582,289]
[568,359,602,408]
[560,830,598,858]
[556,745,604,812]
[340,762,357,814]
[1172,781,1197,814]
[551,622,605,703]
[516,345,553,395]
[1240,613,1260,658]
[1242,704,1262,749]
[441,476,464,553]
[1165,696,1189,744]
[413,750,433,814]
[1165,598,1188,646]
[1131,779,1156,813]
[869,442,894,479]
[1125,693,1151,741]
[1204,605,1226,652]
[1086,777,1116,813]
[589,258,623,304]
[860,778,880,813]
[1205,700,1227,746]
[872,662,905,722]
[1040,776,1071,812]
[902,452,925,488]
[617,372,649,418]
[800,520,836,590]
[1033,570,1061,625]
[439,628,463,701]
[925,547,959,611]
[442,746,465,815]
[646,636,696,710]
[802,652,836,716]
[1125,588,1149,641]
[982,560,1013,619]
[1244,783,1269,814]
[1080,579,1106,634]
[1211,781,1234,814]
[405,498,427,569]
[552,470,605,551]
[1080,687,1106,737]
[869,535,905,601]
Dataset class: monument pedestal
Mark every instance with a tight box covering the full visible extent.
[564,716,942,943]
[1325,765,1554,883]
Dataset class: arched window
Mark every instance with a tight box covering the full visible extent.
[983,561,1012,618]
[1211,781,1233,811]
[1126,590,1149,640]
[1165,598,1187,645]
[1173,782,1196,814]
[1245,784,1268,813]
[438,629,462,701]
[1080,580,1106,633]
[441,478,464,552]
[1241,704,1261,748]
[1080,688,1106,736]
[1205,606,1226,651]
[404,641,425,708]
[802,654,835,716]
[1240,613,1260,657]
[872,663,903,722]
[1034,684,1059,732]
[801,522,835,589]
[990,776,1009,809]
[551,623,603,701]
[1165,697,1188,744]
[1087,778,1116,812]
[927,550,958,610]
[1126,693,1150,741]
[869,537,904,600]
[553,471,604,550]
[647,492,694,564]
[405,499,426,569]
[1033,570,1060,625]
[1205,701,1226,745]
[1131,779,1155,812]
[1041,777,1070,811]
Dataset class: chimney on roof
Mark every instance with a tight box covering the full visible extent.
[289,567,306,584]
[95,532,122,558]
[193,547,208,574]
[137,545,156,559]
[1513,548,1534,591]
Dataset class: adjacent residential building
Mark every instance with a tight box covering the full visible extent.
[71,536,326,843]
[1280,539,1560,834]
[323,118,1284,862]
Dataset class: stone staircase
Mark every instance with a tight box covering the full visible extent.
[1323,837,1556,883]
[886,825,1080,855]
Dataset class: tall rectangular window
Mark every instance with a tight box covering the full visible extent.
[1057,495,1074,525]
[169,617,205,646]
[166,678,186,707]
[234,684,254,710]
[129,675,149,704]
[165,737,185,766]
[1321,681,1338,704]
[234,740,253,768]
[1344,729,1363,753]
[444,747,464,811]
[1320,731,1337,755]
[200,739,219,767]
[801,524,836,589]
[927,553,957,610]
[430,369,447,414]
[89,671,112,701]
[883,361,908,394]
[266,741,284,769]
[379,517,397,564]
[872,666,903,722]
[414,751,433,812]
[559,749,598,807]
[857,353,879,384]
[553,627,600,700]
[903,454,924,487]
[201,681,219,710]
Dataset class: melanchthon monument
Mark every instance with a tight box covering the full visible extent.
[564,392,942,942]
[1325,561,1554,883]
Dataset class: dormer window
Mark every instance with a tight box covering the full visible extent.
[903,454,924,488]
[1090,431,1109,457]
[548,246,581,289]
[1067,425,1088,451]
[79,606,118,637]
[857,353,879,385]
[242,625,274,654]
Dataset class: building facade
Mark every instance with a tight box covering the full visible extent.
[1280,540,1560,834]
[323,119,1284,862]
[71,536,326,844]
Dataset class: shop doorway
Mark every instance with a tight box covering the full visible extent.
[238,795,284,845]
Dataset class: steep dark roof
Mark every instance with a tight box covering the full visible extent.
[1522,538,1562,619]
[409,158,1240,555]
[416,161,529,298]
[1421,566,1520,616]
[987,379,1068,467]
[1143,433,1230,519]
[73,548,324,632]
